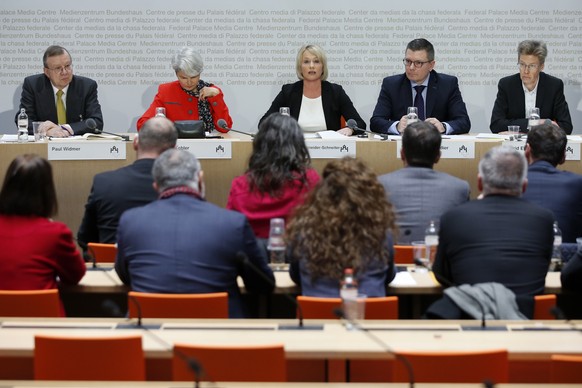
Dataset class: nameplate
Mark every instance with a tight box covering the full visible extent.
[505,140,581,161]
[47,141,127,160]
[305,139,356,159]
[396,139,475,159]
[176,139,232,159]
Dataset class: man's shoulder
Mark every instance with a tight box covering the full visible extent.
[430,70,459,84]
[71,75,98,86]
[498,73,521,86]
[381,73,406,85]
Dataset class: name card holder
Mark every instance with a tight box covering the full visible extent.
[48,140,127,161]
[305,139,356,159]
[176,139,232,159]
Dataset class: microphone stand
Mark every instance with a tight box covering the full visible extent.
[217,120,255,138]
[346,119,388,140]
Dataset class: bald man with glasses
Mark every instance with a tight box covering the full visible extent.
[15,45,104,137]
[371,38,471,135]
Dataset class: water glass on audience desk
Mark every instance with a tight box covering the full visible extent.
[267,218,286,270]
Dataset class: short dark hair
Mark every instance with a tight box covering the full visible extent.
[0,154,57,218]
[43,45,71,68]
[526,123,567,166]
[247,113,311,196]
[402,121,441,168]
[406,38,435,61]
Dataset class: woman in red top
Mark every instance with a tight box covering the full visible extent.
[227,113,320,239]
[0,154,86,314]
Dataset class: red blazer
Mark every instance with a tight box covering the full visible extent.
[137,80,233,132]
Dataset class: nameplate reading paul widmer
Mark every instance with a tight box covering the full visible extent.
[47,140,127,161]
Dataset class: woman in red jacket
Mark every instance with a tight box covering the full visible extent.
[137,46,233,132]
[0,154,86,314]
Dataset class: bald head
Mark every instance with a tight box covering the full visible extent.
[136,117,178,158]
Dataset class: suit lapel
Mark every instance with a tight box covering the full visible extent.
[40,76,59,122]
[425,71,438,118]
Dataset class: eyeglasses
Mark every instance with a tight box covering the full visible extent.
[403,59,431,68]
[46,64,73,73]
[518,62,540,72]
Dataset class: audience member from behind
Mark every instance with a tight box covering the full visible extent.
[0,155,86,309]
[286,157,397,297]
[378,121,469,243]
[561,243,582,294]
[432,146,553,316]
[490,40,572,134]
[137,47,233,132]
[370,38,470,135]
[259,44,366,135]
[77,117,178,256]
[226,113,320,240]
[115,149,274,317]
[15,45,104,137]
[522,123,582,243]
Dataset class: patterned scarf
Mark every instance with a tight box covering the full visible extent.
[159,186,203,201]
[183,79,215,132]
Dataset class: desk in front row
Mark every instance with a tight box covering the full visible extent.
[0,318,580,382]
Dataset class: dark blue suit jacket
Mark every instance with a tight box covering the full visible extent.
[561,250,582,293]
[370,70,471,135]
[522,161,582,243]
[16,73,104,135]
[490,72,572,134]
[115,194,274,318]
[77,159,158,249]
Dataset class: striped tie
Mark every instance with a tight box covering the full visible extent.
[56,89,66,124]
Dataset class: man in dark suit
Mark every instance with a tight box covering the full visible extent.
[433,146,554,298]
[77,117,178,255]
[490,40,572,134]
[378,121,470,243]
[370,38,470,135]
[522,123,582,243]
[115,149,274,318]
[15,45,103,137]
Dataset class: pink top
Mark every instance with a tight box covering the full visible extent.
[226,169,320,238]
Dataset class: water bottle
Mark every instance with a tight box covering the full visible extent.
[267,218,286,270]
[340,268,359,324]
[424,220,439,269]
[155,107,166,117]
[17,108,28,143]
[550,221,562,272]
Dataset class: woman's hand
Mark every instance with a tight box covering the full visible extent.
[337,127,354,136]
[199,86,220,100]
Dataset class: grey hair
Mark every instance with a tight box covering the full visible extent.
[152,149,201,193]
[138,117,178,155]
[478,146,527,196]
[517,40,548,65]
[171,47,204,77]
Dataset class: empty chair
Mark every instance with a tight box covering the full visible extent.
[128,291,228,319]
[392,349,509,383]
[0,289,60,317]
[550,354,582,383]
[297,295,398,320]
[34,335,145,380]
[533,294,557,320]
[87,242,117,263]
[394,245,414,265]
[173,343,286,382]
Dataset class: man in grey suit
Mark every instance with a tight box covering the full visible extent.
[378,121,470,243]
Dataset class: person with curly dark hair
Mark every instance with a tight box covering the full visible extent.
[226,113,320,239]
[287,157,397,297]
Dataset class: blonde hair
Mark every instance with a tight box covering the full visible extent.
[295,44,328,81]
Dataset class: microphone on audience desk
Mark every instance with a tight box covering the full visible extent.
[216,119,255,138]
[86,118,130,141]
[346,118,388,140]
[413,258,498,331]
[235,251,323,330]
[333,308,415,388]
[102,298,209,388]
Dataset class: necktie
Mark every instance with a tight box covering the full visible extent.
[414,85,426,121]
[56,90,66,124]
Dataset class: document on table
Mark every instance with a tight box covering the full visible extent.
[390,271,417,286]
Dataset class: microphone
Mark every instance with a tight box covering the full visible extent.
[235,251,322,330]
[102,298,208,388]
[86,118,130,141]
[346,119,388,140]
[415,258,494,330]
[333,308,415,388]
[216,119,255,138]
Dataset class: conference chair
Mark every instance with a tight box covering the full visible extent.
[533,294,557,320]
[394,245,414,265]
[297,295,398,320]
[392,349,509,383]
[0,289,60,317]
[173,343,287,382]
[86,242,117,263]
[128,291,229,319]
[34,334,145,380]
[550,354,582,383]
